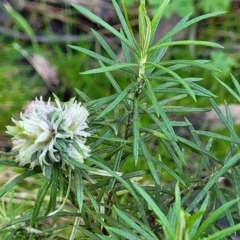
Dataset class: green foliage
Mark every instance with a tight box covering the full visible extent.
[1,0,240,239]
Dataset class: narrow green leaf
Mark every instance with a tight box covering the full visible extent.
[91,136,130,143]
[210,98,239,141]
[91,129,114,150]
[141,106,185,169]
[99,61,122,93]
[120,28,134,64]
[192,199,239,240]
[133,183,175,239]
[101,207,148,236]
[230,73,240,96]
[80,63,137,75]
[213,185,235,228]
[151,130,169,141]
[162,139,184,174]
[112,0,136,47]
[162,107,210,113]
[45,165,58,214]
[91,122,119,139]
[152,156,186,185]
[74,169,84,211]
[107,227,141,240]
[121,0,135,41]
[77,225,102,239]
[139,6,152,54]
[142,113,185,173]
[174,182,181,220]
[71,4,137,52]
[188,81,217,98]
[188,196,209,238]
[216,77,240,102]
[183,118,212,177]
[91,29,117,60]
[75,88,92,102]
[122,170,148,180]
[83,183,100,213]
[224,101,234,127]
[177,136,220,164]
[156,59,219,73]
[148,40,223,53]
[151,0,170,42]
[232,168,240,221]
[86,93,118,110]
[141,106,174,142]
[139,3,146,49]
[158,94,187,106]
[31,180,51,226]
[173,183,183,240]
[98,235,115,240]
[63,153,107,173]
[143,75,160,116]
[193,130,240,144]
[95,82,136,120]
[146,39,169,75]
[152,87,213,98]
[152,72,200,82]
[167,207,176,231]
[142,83,177,140]
[0,169,39,197]
[99,62,131,111]
[6,189,15,220]
[146,62,196,101]
[205,224,240,240]
[58,169,64,202]
[69,45,117,66]
[158,11,226,44]
[157,13,190,43]
[133,98,139,164]
[109,148,124,191]
[139,136,160,185]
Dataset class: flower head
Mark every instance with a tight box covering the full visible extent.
[6,94,91,178]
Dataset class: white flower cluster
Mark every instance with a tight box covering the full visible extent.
[6,95,91,176]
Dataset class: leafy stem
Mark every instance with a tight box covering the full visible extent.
[124,2,150,140]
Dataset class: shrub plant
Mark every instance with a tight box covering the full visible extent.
[0,0,240,239]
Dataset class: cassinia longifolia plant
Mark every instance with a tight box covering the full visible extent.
[1,0,240,239]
